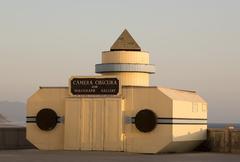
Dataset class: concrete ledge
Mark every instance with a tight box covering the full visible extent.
[207,128,240,153]
[95,63,155,73]
[0,127,34,150]
[196,128,240,153]
[1,127,240,153]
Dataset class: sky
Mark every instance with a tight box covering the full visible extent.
[0,0,239,123]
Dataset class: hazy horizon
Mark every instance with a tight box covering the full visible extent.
[0,0,240,123]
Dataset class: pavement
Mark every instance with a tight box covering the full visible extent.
[0,149,239,162]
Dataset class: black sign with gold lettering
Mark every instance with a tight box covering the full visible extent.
[70,77,120,95]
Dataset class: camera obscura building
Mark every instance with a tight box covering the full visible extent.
[26,30,207,153]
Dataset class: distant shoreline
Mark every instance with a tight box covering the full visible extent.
[208,123,240,128]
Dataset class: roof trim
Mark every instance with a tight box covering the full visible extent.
[39,87,68,89]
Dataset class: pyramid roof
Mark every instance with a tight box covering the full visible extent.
[110,29,141,51]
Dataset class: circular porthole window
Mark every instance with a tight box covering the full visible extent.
[135,109,157,133]
[36,108,58,131]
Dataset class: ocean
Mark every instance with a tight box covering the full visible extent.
[208,123,240,128]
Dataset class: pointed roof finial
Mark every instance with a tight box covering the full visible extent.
[110,29,141,51]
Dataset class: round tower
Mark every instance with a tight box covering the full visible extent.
[95,29,155,86]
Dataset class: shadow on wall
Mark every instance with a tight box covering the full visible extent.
[160,128,206,153]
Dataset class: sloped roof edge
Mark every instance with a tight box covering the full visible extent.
[157,87,207,103]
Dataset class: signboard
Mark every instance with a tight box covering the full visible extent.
[70,77,120,96]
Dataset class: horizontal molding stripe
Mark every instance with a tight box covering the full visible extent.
[26,117,36,122]
[157,117,207,120]
[95,63,155,74]
[157,123,207,125]
[26,116,36,118]
[26,116,64,123]
[157,118,207,124]
[130,117,207,125]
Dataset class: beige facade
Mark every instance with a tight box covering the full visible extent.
[102,51,150,64]
[100,51,151,86]
[64,97,123,151]
[26,29,207,153]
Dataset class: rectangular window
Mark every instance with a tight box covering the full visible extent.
[192,103,198,112]
[202,104,207,112]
